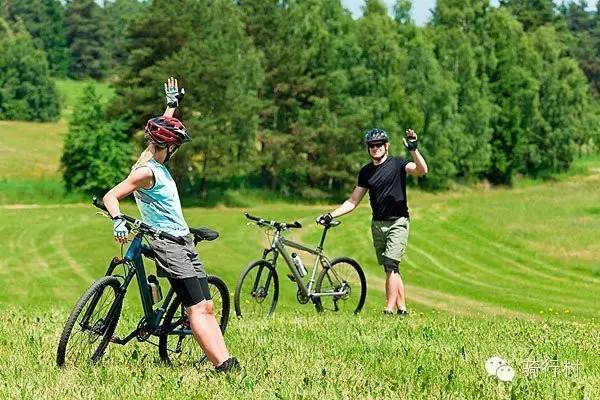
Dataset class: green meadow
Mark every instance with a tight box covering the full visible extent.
[0,80,599,399]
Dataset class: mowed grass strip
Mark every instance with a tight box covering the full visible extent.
[0,167,598,317]
[0,120,67,179]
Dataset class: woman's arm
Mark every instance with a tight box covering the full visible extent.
[103,167,153,218]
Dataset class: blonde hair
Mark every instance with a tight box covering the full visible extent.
[132,143,158,171]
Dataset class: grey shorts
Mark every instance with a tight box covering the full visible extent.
[371,217,410,265]
[147,233,206,279]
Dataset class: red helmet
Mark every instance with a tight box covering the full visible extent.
[144,116,192,146]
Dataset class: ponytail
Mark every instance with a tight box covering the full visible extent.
[132,143,158,171]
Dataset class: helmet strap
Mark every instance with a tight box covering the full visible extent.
[164,144,179,163]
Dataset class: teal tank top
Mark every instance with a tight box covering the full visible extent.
[134,159,190,237]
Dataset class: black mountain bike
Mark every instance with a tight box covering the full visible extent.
[56,197,230,367]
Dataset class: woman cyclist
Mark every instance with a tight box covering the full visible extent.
[103,78,239,372]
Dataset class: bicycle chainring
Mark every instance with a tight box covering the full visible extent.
[297,289,309,304]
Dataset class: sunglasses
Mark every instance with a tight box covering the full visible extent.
[368,142,386,149]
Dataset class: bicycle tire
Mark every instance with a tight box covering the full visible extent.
[158,275,230,365]
[56,276,123,367]
[234,259,279,318]
[314,257,367,314]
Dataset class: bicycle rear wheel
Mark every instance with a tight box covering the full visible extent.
[158,275,230,366]
[56,276,123,367]
[234,259,279,318]
[314,257,366,314]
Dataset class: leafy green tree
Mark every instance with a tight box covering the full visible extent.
[526,25,590,176]
[431,0,495,184]
[499,0,558,31]
[400,26,460,188]
[485,8,544,184]
[393,0,413,24]
[559,1,600,95]
[62,85,134,195]
[0,18,60,121]
[65,0,110,79]
[2,0,70,76]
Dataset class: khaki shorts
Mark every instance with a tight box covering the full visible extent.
[371,217,410,265]
[147,233,207,279]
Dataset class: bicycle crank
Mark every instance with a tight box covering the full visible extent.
[297,289,309,304]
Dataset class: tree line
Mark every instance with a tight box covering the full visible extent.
[2,0,600,197]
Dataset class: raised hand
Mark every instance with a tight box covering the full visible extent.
[164,76,185,108]
[403,128,418,151]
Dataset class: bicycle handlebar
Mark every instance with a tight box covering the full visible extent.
[244,212,302,230]
[92,196,186,245]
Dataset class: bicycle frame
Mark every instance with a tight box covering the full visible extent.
[264,226,348,299]
[100,232,178,344]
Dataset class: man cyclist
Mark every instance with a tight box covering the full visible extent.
[317,128,428,315]
[103,77,239,372]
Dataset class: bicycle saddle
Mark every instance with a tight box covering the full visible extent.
[190,227,219,244]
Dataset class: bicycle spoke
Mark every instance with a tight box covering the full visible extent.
[316,259,365,314]
[235,261,278,318]
[57,276,122,367]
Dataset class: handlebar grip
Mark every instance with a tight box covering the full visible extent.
[244,212,260,222]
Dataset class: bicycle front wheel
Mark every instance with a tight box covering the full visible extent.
[56,276,123,367]
[158,275,230,366]
[234,260,278,318]
[314,257,366,314]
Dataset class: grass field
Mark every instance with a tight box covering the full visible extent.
[1,83,599,398]
[0,167,599,399]
[0,79,113,205]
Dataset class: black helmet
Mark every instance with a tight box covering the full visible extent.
[364,128,389,143]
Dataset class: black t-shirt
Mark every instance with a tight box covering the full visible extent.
[357,156,410,220]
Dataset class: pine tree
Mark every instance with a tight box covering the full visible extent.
[111,0,263,196]
[65,0,110,79]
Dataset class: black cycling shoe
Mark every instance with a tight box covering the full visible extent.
[383,309,395,315]
[397,309,410,317]
[215,357,240,373]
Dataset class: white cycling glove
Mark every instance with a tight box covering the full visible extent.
[165,76,185,108]
[112,216,128,241]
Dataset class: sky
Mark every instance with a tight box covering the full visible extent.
[341,0,595,25]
